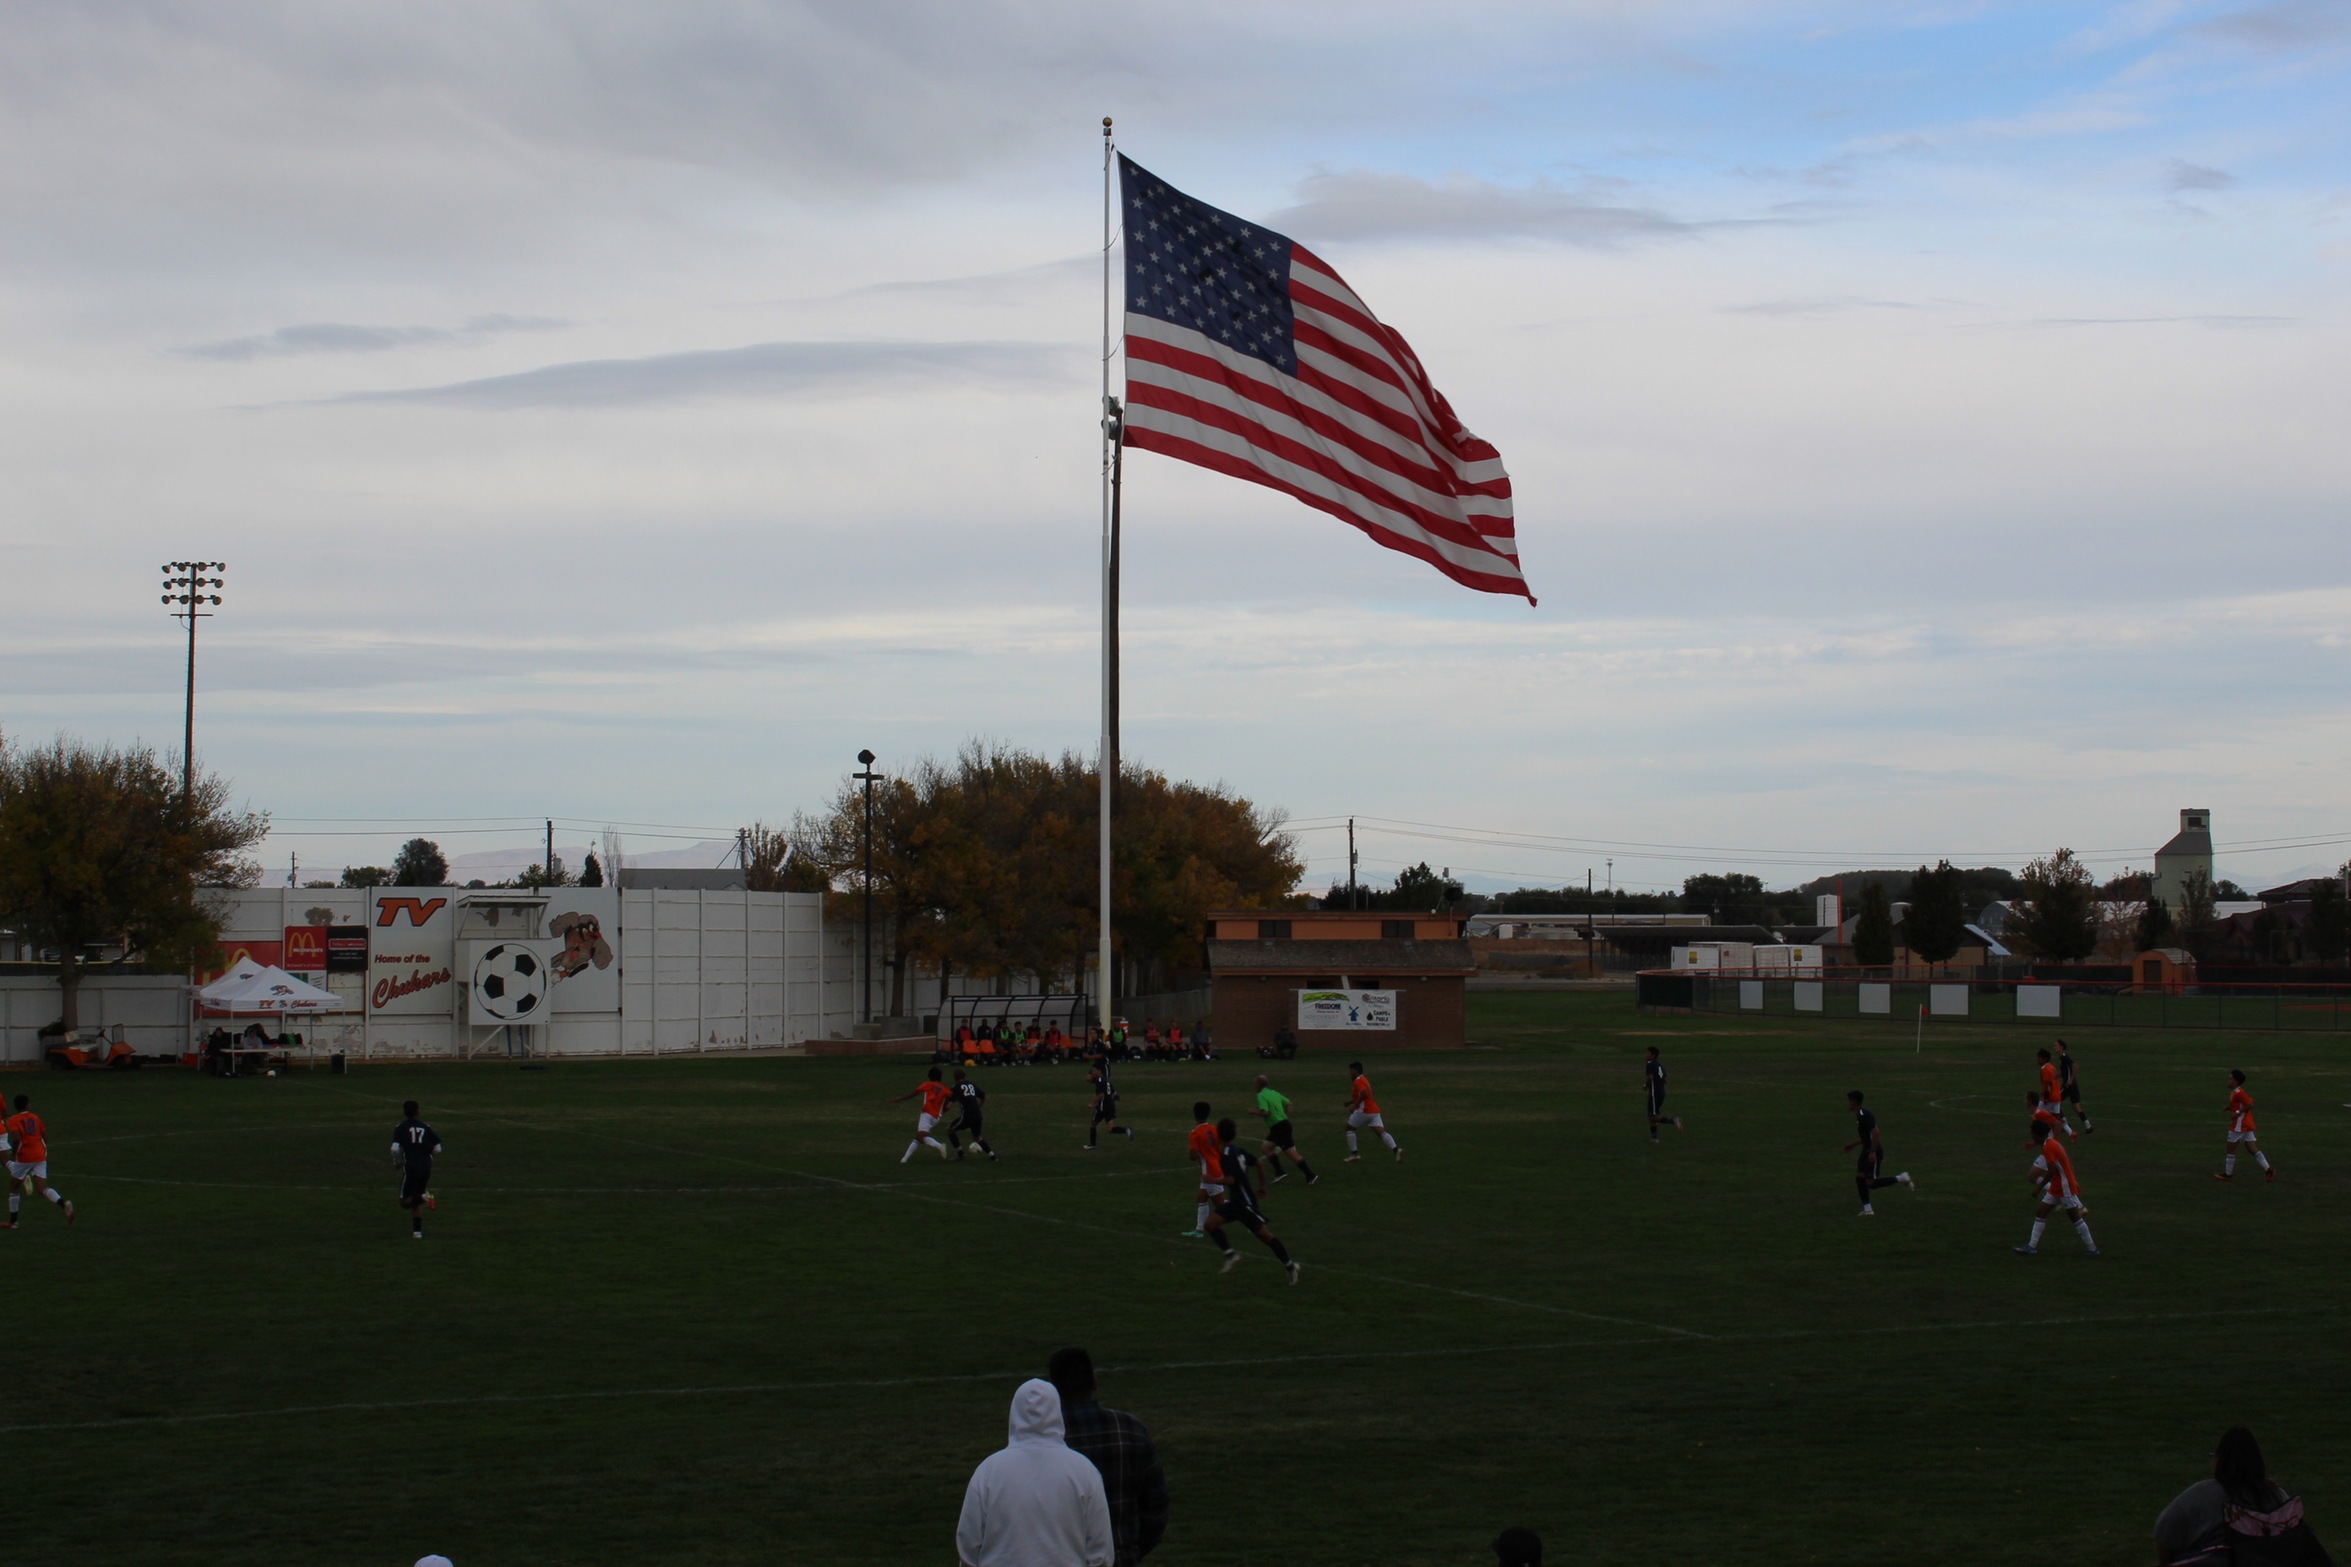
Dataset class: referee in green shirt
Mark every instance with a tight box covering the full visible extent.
[1250,1074,1319,1185]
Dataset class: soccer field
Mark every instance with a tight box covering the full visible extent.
[14,992,2349,1565]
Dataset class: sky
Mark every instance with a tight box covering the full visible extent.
[2,0,2347,895]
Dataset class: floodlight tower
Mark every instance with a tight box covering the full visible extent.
[854,748,882,1025]
[160,561,225,804]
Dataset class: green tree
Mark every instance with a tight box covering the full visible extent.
[340,865,390,888]
[0,732,267,1036]
[579,851,604,888]
[1682,873,1767,925]
[1384,862,1463,911]
[2012,848,2099,963]
[2176,868,2218,961]
[1852,882,1896,967]
[391,837,449,885]
[1904,861,1967,967]
[2133,895,2175,952]
[2306,877,2349,965]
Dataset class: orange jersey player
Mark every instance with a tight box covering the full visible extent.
[1184,1101,1225,1237]
[889,1066,955,1163]
[2015,1118,2099,1257]
[2217,1069,2274,1183]
[2034,1049,2078,1140]
[1342,1060,1402,1163]
[2,1093,72,1227]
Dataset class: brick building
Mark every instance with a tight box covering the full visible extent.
[1203,908,1474,1051]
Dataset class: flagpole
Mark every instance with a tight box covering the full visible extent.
[1098,115,1117,1031]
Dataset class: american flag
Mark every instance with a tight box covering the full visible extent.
[1118,156,1531,603]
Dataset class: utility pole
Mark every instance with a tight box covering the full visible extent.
[1348,818,1359,909]
[1607,858,1613,896]
[160,561,225,805]
[545,819,555,887]
[855,749,881,1025]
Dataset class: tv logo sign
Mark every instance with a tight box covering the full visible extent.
[375,898,448,927]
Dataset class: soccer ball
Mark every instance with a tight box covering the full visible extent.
[473,943,549,1021]
[265,1069,276,1078]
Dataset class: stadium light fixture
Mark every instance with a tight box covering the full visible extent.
[160,560,226,805]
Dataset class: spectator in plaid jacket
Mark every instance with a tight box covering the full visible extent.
[1049,1348,1169,1565]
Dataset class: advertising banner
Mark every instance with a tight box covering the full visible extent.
[325,926,368,973]
[283,925,327,973]
[1297,988,1398,1031]
[369,893,456,1015]
[199,939,280,987]
[544,888,622,1014]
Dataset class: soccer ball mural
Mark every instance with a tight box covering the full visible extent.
[471,942,550,1022]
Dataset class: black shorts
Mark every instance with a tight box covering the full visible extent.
[1092,1098,1119,1123]
[399,1164,433,1202]
[954,1113,984,1136]
[1216,1192,1267,1229]
[1856,1154,1882,1180]
[1265,1119,1296,1150]
[1646,1088,1667,1115]
[2061,1083,2082,1104]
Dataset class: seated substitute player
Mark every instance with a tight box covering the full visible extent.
[390,1100,440,1240]
[1841,1090,1914,1216]
[1342,1061,1401,1163]
[1250,1073,1317,1185]
[1082,1060,1134,1150]
[1644,1046,1684,1142]
[2015,1116,2100,1257]
[2217,1068,2275,1182]
[2054,1038,2093,1133]
[1204,1117,1300,1284]
[2035,1048,2078,1140]
[2,1094,72,1228]
[945,1068,997,1163]
[1184,1101,1224,1238]
[890,1067,954,1163]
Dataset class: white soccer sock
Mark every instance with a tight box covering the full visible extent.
[2074,1219,2096,1249]
[1345,1131,1358,1152]
[2062,1120,2077,1136]
[2225,1154,2237,1175]
[1195,1202,1209,1229]
[902,1140,921,1162]
[2256,1151,2272,1171]
[2028,1219,2045,1248]
[1379,1132,1398,1150]
[923,1136,944,1150]
[5,1193,15,1214]
[42,1188,61,1205]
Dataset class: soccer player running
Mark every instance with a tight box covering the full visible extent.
[2016,1116,2101,1257]
[2216,1068,2275,1182]
[1,1094,73,1228]
[1184,1101,1223,1238]
[1083,1060,1134,1150]
[889,1067,954,1163]
[2054,1038,2094,1133]
[1204,1116,1301,1284]
[2035,1048,2079,1140]
[945,1068,997,1162]
[1250,1073,1318,1185]
[390,1100,439,1240]
[1842,1090,1914,1216]
[1644,1046,1684,1142]
[1342,1061,1401,1163]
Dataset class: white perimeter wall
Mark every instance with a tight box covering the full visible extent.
[0,888,858,1062]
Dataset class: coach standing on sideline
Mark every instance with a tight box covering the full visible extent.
[957,1379,1112,1567]
[1050,1347,1169,1565]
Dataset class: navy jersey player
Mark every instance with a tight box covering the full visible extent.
[1084,1061,1133,1149]
[1203,1118,1299,1284]
[1841,1090,1913,1216]
[946,1069,997,1162]
[391,1100,441,1239]
[1644,1046,1684,1141]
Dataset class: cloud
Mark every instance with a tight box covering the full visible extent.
[323,338,1083,409]
[2163,158,2236,192]
[1269,169,1704,247]
[178,313,565,362]
[2197,0,2351,51]
[2027,313,2294,328]
[1723,296,1924,317]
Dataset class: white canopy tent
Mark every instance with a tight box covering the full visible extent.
[197,962,346,1014]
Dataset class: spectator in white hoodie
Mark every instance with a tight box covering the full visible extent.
[957,1379,1114,1567]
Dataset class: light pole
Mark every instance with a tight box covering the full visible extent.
[854,749,880,1025]
[160,561,225,805]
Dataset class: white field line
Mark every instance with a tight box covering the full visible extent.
[75,1166,1189,1196]
[9,1302,2333,1438]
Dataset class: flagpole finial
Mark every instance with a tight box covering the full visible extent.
[1103,116,1113,138]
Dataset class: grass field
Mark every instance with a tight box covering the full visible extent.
[14,991,2350,1565]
